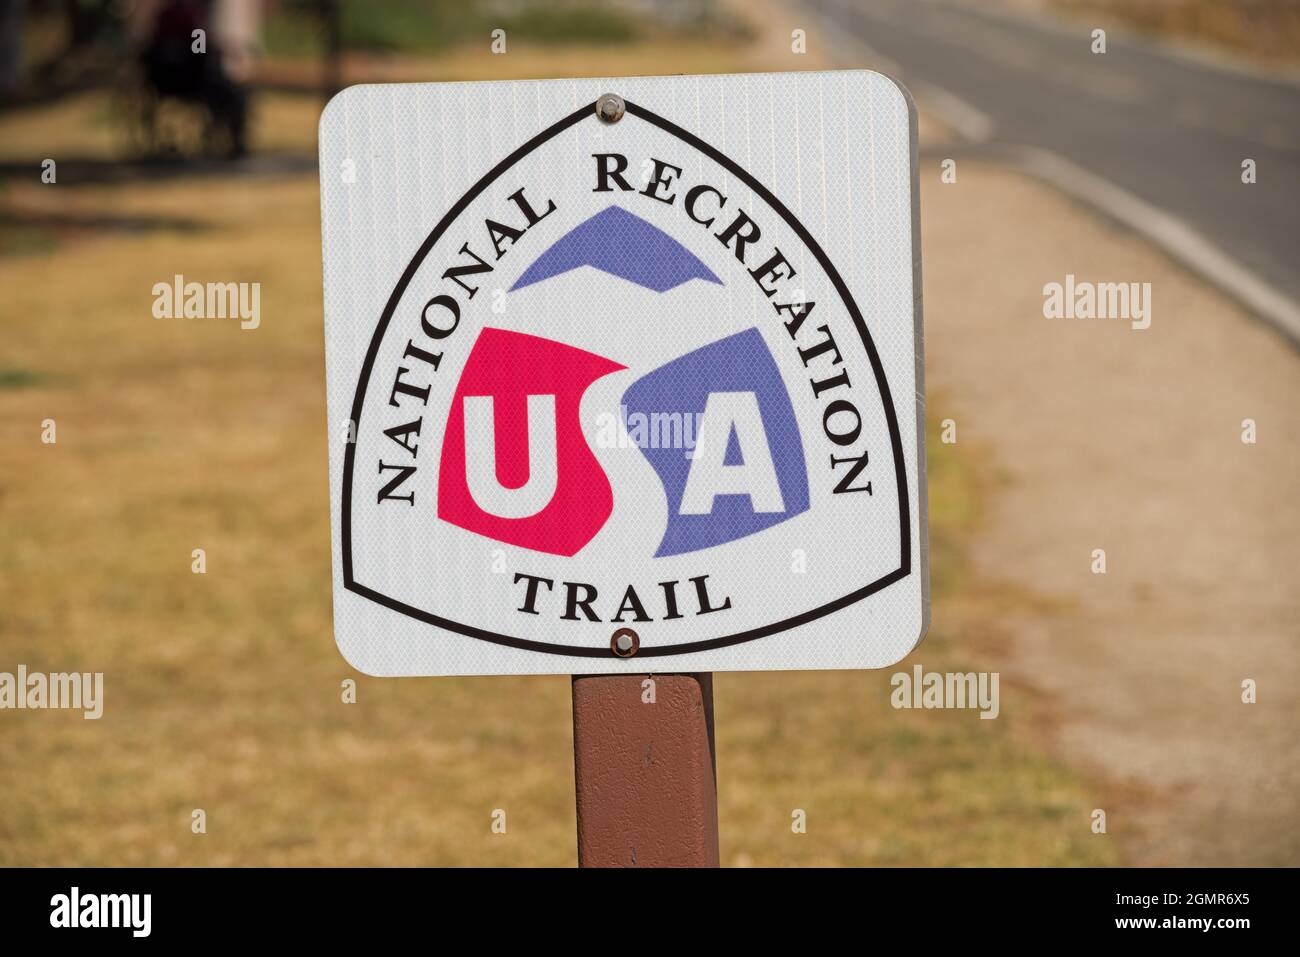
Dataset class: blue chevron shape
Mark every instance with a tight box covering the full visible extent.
[510,205,722,294]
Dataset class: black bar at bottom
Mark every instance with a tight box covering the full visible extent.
[0,866,1287,942]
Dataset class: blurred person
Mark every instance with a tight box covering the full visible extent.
[135,0,257,156]
[0,0,21,101]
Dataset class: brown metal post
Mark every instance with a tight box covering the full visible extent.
[571,673,719,867]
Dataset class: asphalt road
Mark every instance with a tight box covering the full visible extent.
[810,0,1300,318]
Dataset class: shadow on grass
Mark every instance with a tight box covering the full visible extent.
[0,205,211,258]
[0,153,318,188]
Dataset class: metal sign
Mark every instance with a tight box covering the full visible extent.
[320,71,927,675]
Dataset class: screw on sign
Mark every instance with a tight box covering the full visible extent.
[319,73,927,866]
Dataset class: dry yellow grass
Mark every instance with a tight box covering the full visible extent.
[0,32,1117,866]
[1054,0,1300,64]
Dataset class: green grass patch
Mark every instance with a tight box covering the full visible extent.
[265,0,645,58]
[0,367,53,390]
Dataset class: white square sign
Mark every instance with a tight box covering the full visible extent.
[320,70,927,676]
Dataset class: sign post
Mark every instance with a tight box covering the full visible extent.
[572,673,718,867]
[320,71,926,866]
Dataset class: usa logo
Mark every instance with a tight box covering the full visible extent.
[322,74,927,673]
